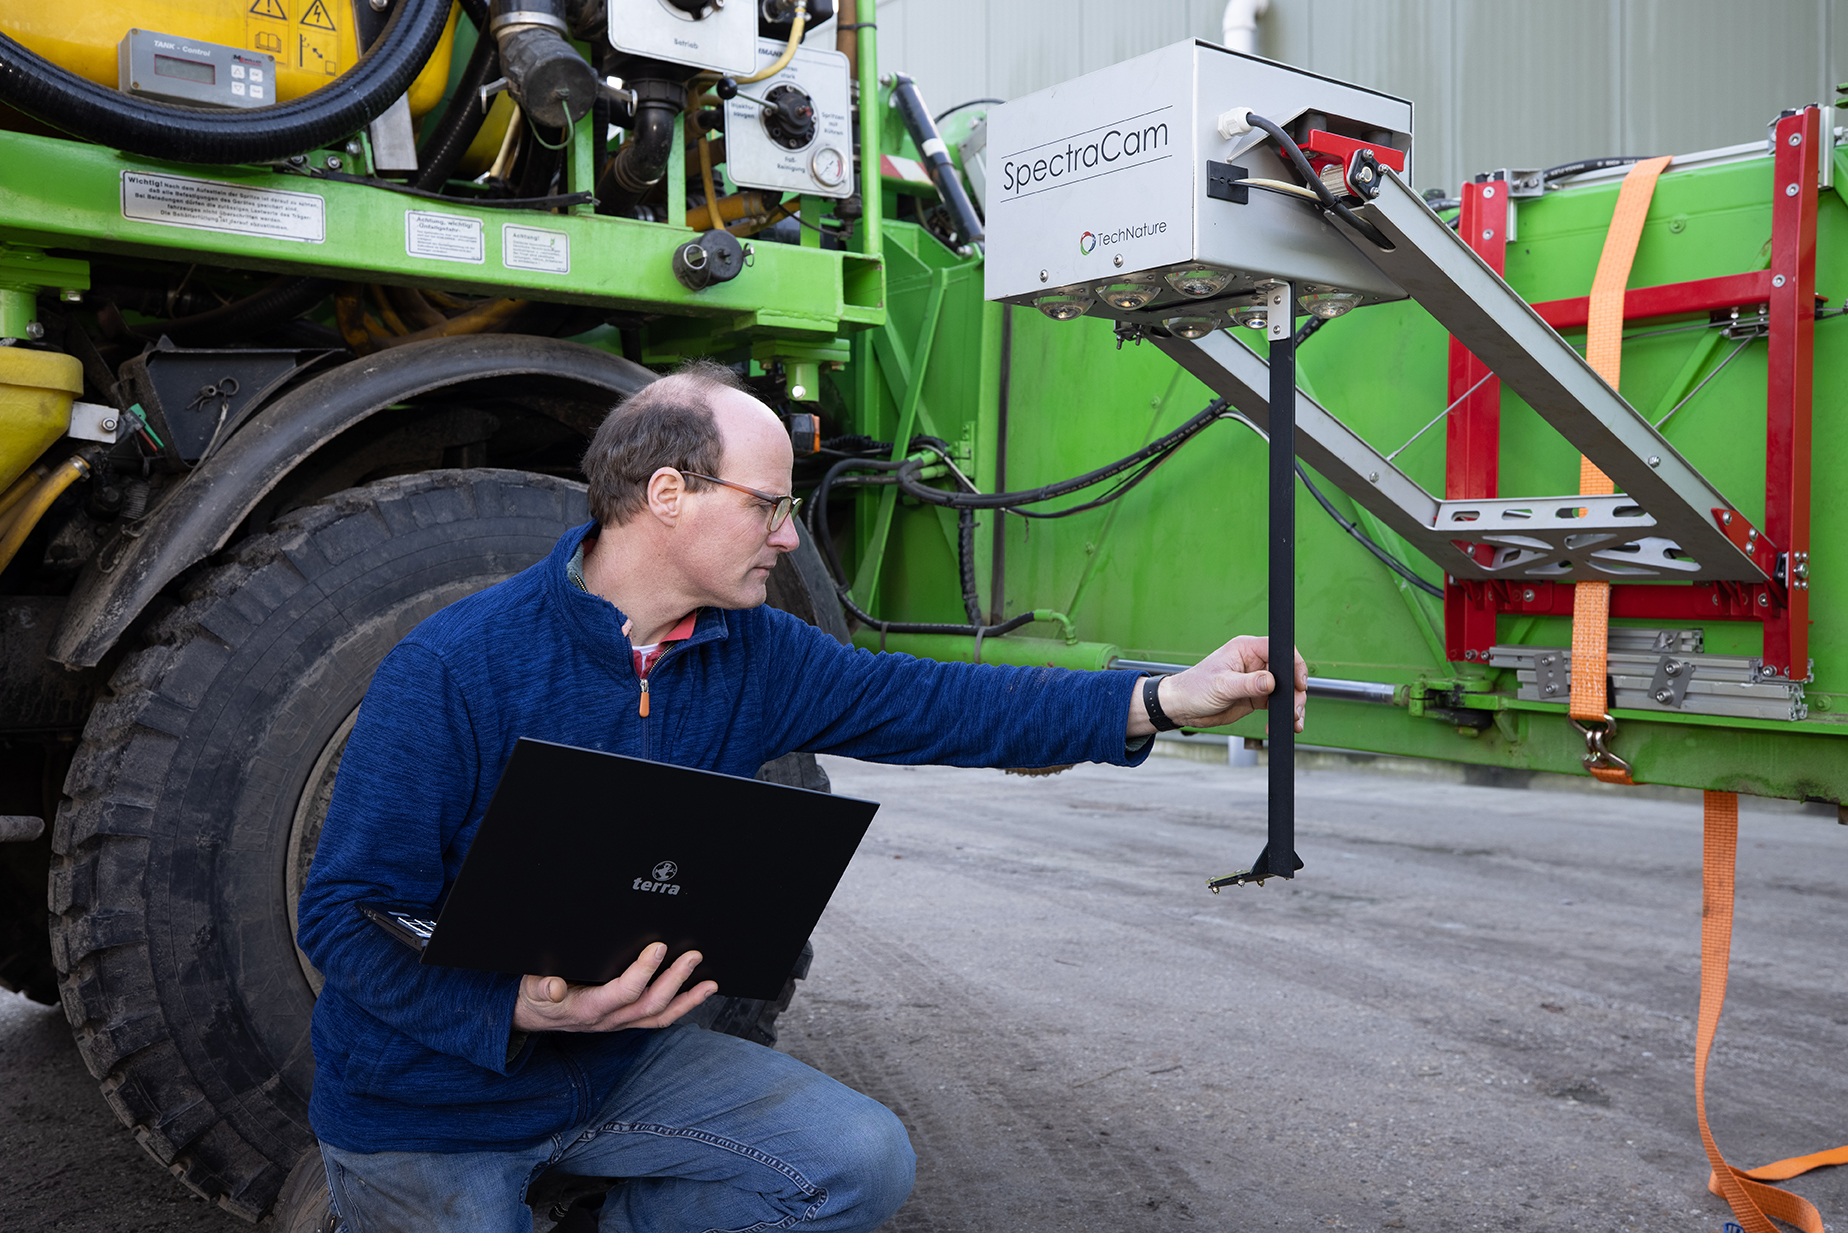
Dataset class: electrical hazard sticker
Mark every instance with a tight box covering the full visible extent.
[299,0,338,31]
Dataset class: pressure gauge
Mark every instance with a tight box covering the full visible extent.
[810,146,848,190]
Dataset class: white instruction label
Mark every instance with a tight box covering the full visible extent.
[405,210,484,264]
[501,224,571,275]
[120,172,325,243]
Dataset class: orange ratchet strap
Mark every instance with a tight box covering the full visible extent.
[1568,155,1672,783]
[1695,791,1848,1232]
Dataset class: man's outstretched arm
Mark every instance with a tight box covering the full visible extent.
[1125,635,1307,738]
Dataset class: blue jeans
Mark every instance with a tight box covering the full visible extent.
[318,1024,915,1233]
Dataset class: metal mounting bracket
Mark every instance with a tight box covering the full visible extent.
[1153,166,1772,588]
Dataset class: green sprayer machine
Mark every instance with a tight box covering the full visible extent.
[0,1,1840,1223]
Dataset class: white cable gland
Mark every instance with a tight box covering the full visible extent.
[1216,107,1255,140]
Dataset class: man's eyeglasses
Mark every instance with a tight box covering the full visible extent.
[679,471,804,534]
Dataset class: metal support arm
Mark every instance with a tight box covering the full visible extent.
[1333,168,1765,583]
[1153,331,1743,584]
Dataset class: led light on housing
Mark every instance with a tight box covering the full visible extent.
[1301,291,1362,320]
[1095,274,1163,311]
[1033,286,1094,321]
[1233,307,1269,330]
[1163,265,1232,298]
[1163,314,1221,340]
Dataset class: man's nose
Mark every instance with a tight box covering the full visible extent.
[770,516,801,552]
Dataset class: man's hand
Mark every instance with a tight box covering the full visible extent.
[1126,635,1307,737]
[512,943,717,1033]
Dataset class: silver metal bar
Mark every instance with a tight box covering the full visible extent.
[1110,659,1396,705]
[1153,332,1740,583]
[1151,330,1441,541]
[1338,169,1763,581]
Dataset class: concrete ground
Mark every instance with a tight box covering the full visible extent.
[3,750,1845,1231]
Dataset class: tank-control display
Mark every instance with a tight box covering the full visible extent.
[724,39,854,199]
[118,29,275,110]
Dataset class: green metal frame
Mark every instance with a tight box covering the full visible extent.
[833,144,1848,804]
[3,1,1842,803]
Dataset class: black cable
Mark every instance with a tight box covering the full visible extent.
[302,168,593,209]
[1543,156,1640,183]
[934,97,1005,123]
[1241,112,1394,250]
[1295,462,1443,597]
[893,399,1228,511]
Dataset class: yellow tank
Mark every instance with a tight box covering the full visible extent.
[0,0,459,119]
[0,348,83,495]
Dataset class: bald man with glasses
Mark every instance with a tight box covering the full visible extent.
[296,359,1304,1233]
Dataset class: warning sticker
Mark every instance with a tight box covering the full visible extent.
[249,0,286,19]
[121,172,325,243]
[502,224,570,275]
[300,0,337,30]
[406,210,484,264]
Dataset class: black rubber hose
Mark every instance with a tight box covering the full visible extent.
[1241,112,1394,251]
[0,0,450,164]
[414,20,501,191]
[837,589,1038,640]
[894,400,1229,510]
[957,507,983,626]
[598,80,686,216]
[132,274,336,346]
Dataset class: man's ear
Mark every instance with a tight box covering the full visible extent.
[646,468,686,525]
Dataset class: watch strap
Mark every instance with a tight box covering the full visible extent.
[1142,674,1181,732]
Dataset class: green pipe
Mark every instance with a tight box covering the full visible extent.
[856,0,881,255]
[851,630,1120,671]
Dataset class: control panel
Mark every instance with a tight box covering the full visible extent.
[117,29,275,110]
[723,39,853,200]
[608,0,759,77]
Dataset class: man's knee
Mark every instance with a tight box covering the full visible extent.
[820,1099,915,1228]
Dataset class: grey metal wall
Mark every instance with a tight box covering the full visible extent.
[874,0,1848,195]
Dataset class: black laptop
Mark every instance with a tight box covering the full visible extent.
[368,738,879,1001]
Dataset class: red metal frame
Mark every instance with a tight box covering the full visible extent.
[1443,178,1508,661]
[1530,270,1773,330]
[1762,108,1817,679]
[1437,115,1816,674]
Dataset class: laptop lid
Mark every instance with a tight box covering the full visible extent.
[418,738,879,1001]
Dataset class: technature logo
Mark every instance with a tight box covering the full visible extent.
[999,107,1173,201]
[1079,220,1169,256]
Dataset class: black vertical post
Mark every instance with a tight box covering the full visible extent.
[1267,283,1297,878]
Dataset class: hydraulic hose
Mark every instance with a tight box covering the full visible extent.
[0,453,90,577]
[737,1,807,84]
[0,0,451,164]
[415,13,502,192]
[888,72,984,252]
[133,274,336,346]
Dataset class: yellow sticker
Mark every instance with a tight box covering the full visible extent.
[249,0,288,18]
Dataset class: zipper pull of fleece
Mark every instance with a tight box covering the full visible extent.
[639,676,650,718]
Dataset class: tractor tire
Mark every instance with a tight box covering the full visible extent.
[46,467,841,1221]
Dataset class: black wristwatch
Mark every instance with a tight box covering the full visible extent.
[1142,674,1181,732]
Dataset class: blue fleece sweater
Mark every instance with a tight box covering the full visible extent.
[297,523,1148,1153]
